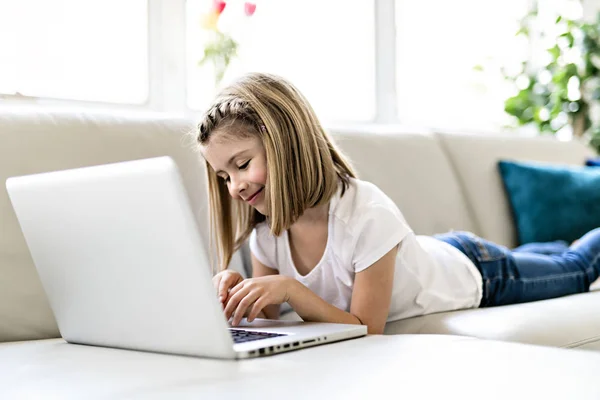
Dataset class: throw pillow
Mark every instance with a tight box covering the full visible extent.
[497,160,600,245]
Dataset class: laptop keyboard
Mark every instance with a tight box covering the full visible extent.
[229,328,287,344]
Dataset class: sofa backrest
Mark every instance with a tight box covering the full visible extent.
[437,131,596,247]
[0,107,226,342]
[330,129,478,236]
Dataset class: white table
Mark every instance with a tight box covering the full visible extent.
[1,334,600,399]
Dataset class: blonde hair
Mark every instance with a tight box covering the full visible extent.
[196,72,356,272]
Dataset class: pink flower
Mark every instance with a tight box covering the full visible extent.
[244,2,256,17]
[213,0,226,15]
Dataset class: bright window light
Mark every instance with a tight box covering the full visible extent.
[395,0,530,131]
[0,0,148,104]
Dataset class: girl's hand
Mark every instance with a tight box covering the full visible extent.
[212,270,244,306]
[224,275,294,326]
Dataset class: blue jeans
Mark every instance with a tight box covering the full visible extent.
[434,228,600,307]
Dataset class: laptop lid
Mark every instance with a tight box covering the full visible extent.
[7,157,240,358]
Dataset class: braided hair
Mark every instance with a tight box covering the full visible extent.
[197,97,261,144]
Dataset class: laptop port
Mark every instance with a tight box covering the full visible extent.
[259,348,265,355]
[283,344,290,349]
[302,339,316,344]
[293,341,299,347]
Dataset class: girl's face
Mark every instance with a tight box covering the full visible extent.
[201,129,268,215]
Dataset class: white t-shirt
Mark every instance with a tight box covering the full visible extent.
[249,178,483,322]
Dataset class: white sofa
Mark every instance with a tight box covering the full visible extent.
[2,106,599,351]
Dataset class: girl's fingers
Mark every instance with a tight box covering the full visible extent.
[232,291,259,326]
[224,286,247,320]
[223,279,243,306]
[246,298,266,322]
[219,275,237,303]
[218,281,228,302]
[228,279,245,298]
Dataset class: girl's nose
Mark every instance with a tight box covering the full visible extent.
[229,178,249,199]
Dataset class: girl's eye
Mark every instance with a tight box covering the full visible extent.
[238,160,250,170]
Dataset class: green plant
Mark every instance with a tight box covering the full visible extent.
[198,1,256,85]
[199,31,239,85]
[501,3,600,153]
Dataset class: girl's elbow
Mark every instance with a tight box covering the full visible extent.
[367,325,385,335]
[353,314,385,334]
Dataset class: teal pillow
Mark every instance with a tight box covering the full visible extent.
[498,160,600,245]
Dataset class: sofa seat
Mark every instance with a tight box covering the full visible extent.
[384,291,600,350]
[279,291,600,350]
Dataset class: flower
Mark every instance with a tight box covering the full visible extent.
[214,0,226,15]
[200,1,227,30]
[244,2,256,17]
[199,0,257,85]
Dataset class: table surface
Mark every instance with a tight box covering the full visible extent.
[2,334,600,399]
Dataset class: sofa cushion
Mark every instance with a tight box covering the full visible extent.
[498,159,600,245]
[436,131,596,247]
[331,128,477,236]
[384,291,600,349]
[0,107,248,342]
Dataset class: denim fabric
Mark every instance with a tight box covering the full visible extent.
[512,240,570,255]
[586,157,600,167]
[434,228,600,307]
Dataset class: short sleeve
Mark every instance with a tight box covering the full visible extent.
[352,204,412,273]
[249,224,278,271]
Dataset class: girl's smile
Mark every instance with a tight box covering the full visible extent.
[245,187,264,205]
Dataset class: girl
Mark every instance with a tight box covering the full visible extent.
[196,72,600,334]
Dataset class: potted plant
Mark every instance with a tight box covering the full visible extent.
[500,1,600,153]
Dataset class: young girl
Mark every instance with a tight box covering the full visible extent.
[196,72,600,334]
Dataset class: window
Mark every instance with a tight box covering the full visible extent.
[0,0,148,104]
[395,0,530,131]
[0,0,548,133]
[186,0,375,123]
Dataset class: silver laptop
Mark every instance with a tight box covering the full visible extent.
[6,156,366,359]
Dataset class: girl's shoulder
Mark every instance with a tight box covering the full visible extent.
[353,178,396,204]
[334,178,401,221]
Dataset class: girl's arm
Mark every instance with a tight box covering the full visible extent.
[250,253,281,320]
[226,247,397,333]
[287,246,397,334]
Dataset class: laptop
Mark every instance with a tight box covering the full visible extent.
[6,156,367,359]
